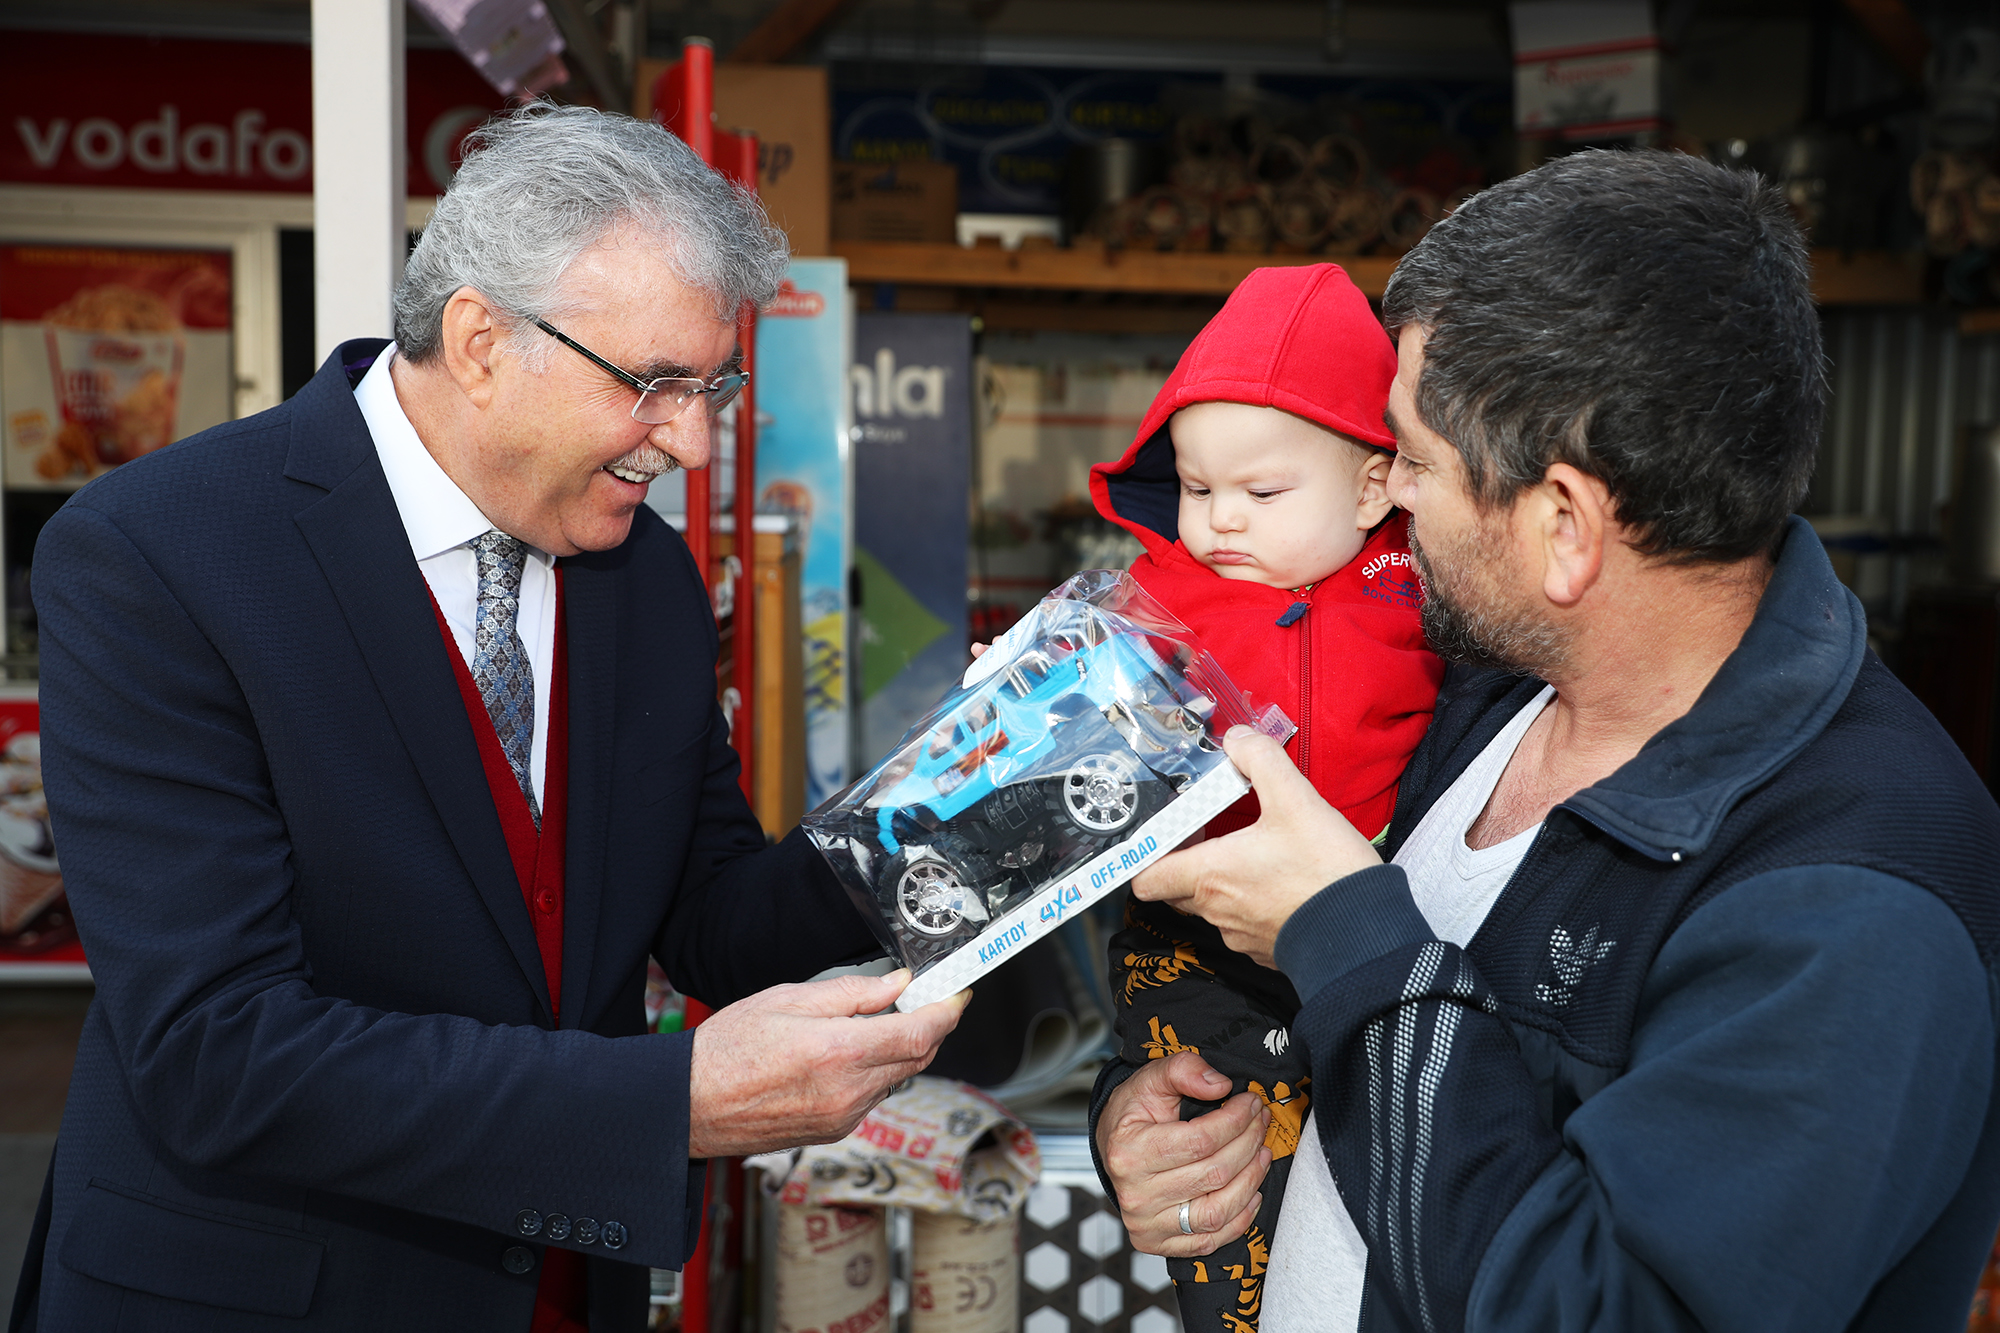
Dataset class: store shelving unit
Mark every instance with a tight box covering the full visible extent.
[833,239,1925,306]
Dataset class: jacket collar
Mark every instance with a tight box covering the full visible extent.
[284,337,562,1022]
[283,339,392,492]
[1561,514,1867,860]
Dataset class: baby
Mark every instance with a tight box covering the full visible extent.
[1090,264,1442,1332]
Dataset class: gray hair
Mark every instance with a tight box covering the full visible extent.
[1382,149,1824,565]
[394,101,788,367]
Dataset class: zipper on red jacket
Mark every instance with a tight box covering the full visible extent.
[1279,585,1316,779]
[1298,609,1311,776]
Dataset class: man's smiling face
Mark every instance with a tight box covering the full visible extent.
[473,222,738,556]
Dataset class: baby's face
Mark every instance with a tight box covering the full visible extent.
[1171,401,1392,589]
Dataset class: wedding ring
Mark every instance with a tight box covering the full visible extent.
[1178,1200,1195,1235]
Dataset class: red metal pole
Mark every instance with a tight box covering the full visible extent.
[676,38,715,166]
[650,60,683,134]
[723,130,761,800]
[673,39,717,597]
[651,38,716,164]
[660,42,721,1322]
[656,58,749,1325]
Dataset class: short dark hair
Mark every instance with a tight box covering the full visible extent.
[1381,149,1824,564]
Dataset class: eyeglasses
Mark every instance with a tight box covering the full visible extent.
[534,318,749,425]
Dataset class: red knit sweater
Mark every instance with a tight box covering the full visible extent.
[429,573,586,1333]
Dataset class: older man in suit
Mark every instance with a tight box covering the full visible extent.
[10,104,960,1333]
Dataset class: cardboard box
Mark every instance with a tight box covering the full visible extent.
[635,61,831,256]
[831,160,960,244]
[1510,1,1662,140]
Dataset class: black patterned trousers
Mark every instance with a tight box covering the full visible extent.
[1108,892,1311,1333]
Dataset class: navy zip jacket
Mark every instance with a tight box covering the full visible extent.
[1098,515,2000,1331]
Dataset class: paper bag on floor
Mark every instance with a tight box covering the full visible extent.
[749,1076,1041,1220]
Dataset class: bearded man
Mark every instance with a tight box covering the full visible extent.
[1091,150,2000,1332]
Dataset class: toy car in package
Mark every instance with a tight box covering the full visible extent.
[803,569,1293,1011]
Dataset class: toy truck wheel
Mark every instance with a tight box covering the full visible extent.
[1049,751,1159,837]
[889,842,986,938]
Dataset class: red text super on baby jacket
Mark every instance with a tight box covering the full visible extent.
[1088,263,1441,838]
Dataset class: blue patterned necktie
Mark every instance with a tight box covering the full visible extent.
[469,530,540,830]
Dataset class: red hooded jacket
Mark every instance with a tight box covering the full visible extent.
[1088,264,1441,838]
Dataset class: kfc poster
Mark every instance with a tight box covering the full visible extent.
[0,695,77,976]
[0,245,235,490]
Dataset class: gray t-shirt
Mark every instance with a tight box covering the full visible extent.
[1260,686,1554,1329]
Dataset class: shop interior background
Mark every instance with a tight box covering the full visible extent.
[10,0,2000,1327]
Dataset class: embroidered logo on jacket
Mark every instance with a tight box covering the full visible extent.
[1359,549,1420,609]
[1535,924,1616,1007]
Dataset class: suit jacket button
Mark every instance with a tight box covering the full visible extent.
[502,1246,535,1275]
[601,1221,628,1251]
[574,1217,600,1246]
[515,1209,543,1237]
[545,1213,572,1241]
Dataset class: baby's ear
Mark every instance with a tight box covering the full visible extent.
[1356,449,1396,529]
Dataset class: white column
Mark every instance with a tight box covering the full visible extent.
[311,0,407,364]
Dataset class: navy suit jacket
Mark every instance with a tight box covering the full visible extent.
[11,341,879,1331]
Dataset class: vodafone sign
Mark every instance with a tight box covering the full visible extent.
[19,108,311,185]
[2,32,508,195]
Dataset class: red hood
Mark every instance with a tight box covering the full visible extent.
[1089,263,1398,561]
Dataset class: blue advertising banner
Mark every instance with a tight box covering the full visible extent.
[851,312,973,766]
[831,63,1509,217]
[835,65,1213,215]
[753,258,853,808]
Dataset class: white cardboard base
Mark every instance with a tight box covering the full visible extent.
[895,760,1251,1011]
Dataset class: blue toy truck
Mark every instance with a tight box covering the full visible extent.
[806,570,1287,979]
[852,606,1223,965]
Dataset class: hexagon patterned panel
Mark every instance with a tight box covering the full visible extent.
[1019,1182,1181,1332]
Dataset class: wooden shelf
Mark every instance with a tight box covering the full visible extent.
[1962,308,2000,337]
[830,241,1923,307]
[834,240,1397,298]
[1808,249,1925,305]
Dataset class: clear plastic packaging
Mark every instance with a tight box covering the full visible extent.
[804,570,1293,1009]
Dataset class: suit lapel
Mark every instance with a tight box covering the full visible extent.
[558,557,619,1029]
[287,345,555,1020]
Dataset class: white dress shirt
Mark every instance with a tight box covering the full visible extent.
[353,345,555,806]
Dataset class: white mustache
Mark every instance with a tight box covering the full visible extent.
[608,445,678,476]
